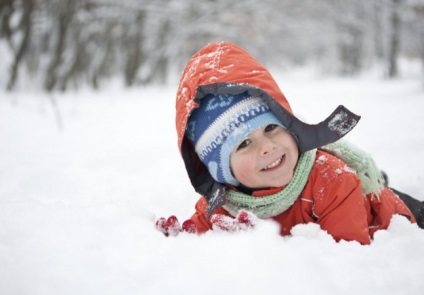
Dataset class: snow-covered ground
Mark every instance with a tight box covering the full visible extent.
[1,73,424,295]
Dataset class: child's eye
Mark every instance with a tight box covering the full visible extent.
[236,139,251,151]
[264,124,278,132]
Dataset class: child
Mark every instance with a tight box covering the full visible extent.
[156,41,424,244]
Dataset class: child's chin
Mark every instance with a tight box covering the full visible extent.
[269,178,292,188]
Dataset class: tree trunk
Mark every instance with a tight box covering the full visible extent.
[7,0,34,90]
[0,0,14,39]
[143,20,170,84]
[388,0,401,78]
[372,1,384,60]
[124,11,146,86]
[44,1,75,91]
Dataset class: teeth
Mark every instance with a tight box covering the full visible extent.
[264,157,282,170]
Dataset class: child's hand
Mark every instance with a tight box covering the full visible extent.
[211,210,257,232]
[155,216,197,237]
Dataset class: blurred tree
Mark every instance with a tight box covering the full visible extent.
[3,0,34,90]
[0,0,422,91]
[123,11,146,86]
[44,0,76,91]
[0,0,14,40]
[388,0,402,77]
[404,0,424,79]
[332,0,368,75]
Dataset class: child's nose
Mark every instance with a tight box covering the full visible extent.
[259,137,276,156]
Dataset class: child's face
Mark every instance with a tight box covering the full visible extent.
[230,124,299,189]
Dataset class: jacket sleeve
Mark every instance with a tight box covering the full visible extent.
[366,186,416,237]
[312,171,371,244]
[190,197,229,233]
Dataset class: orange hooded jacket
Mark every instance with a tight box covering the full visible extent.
[175,42,415,244]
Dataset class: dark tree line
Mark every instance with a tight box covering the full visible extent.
[0,0,423,92]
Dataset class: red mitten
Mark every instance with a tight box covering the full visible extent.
[210,214,240,231]
[182,219,197,234]
[165,215,181,237]
[211,210,257,232]
[155,216,197,237]
[155,217,168,236]
[236,210,256,228]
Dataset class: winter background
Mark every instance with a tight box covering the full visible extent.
[1,66,424,295]
[2,1,424,294]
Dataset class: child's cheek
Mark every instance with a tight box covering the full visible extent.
[236,158,256,181]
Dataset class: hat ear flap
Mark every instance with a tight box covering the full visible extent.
[265,97,361,153]
[181,138,226,219]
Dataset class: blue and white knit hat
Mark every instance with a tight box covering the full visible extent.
[186,92,285,186]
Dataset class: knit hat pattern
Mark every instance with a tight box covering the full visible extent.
[186,92,284,186]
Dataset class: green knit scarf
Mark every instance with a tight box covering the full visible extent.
[224,140,384,218]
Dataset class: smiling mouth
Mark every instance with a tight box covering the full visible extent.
[262,155,285,171]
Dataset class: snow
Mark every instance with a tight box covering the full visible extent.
[1,75,424,295]
[316,154,328,164]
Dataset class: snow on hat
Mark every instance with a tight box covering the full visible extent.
[186,92,285,186]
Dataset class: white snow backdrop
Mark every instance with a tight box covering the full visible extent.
[1,70,424,295]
